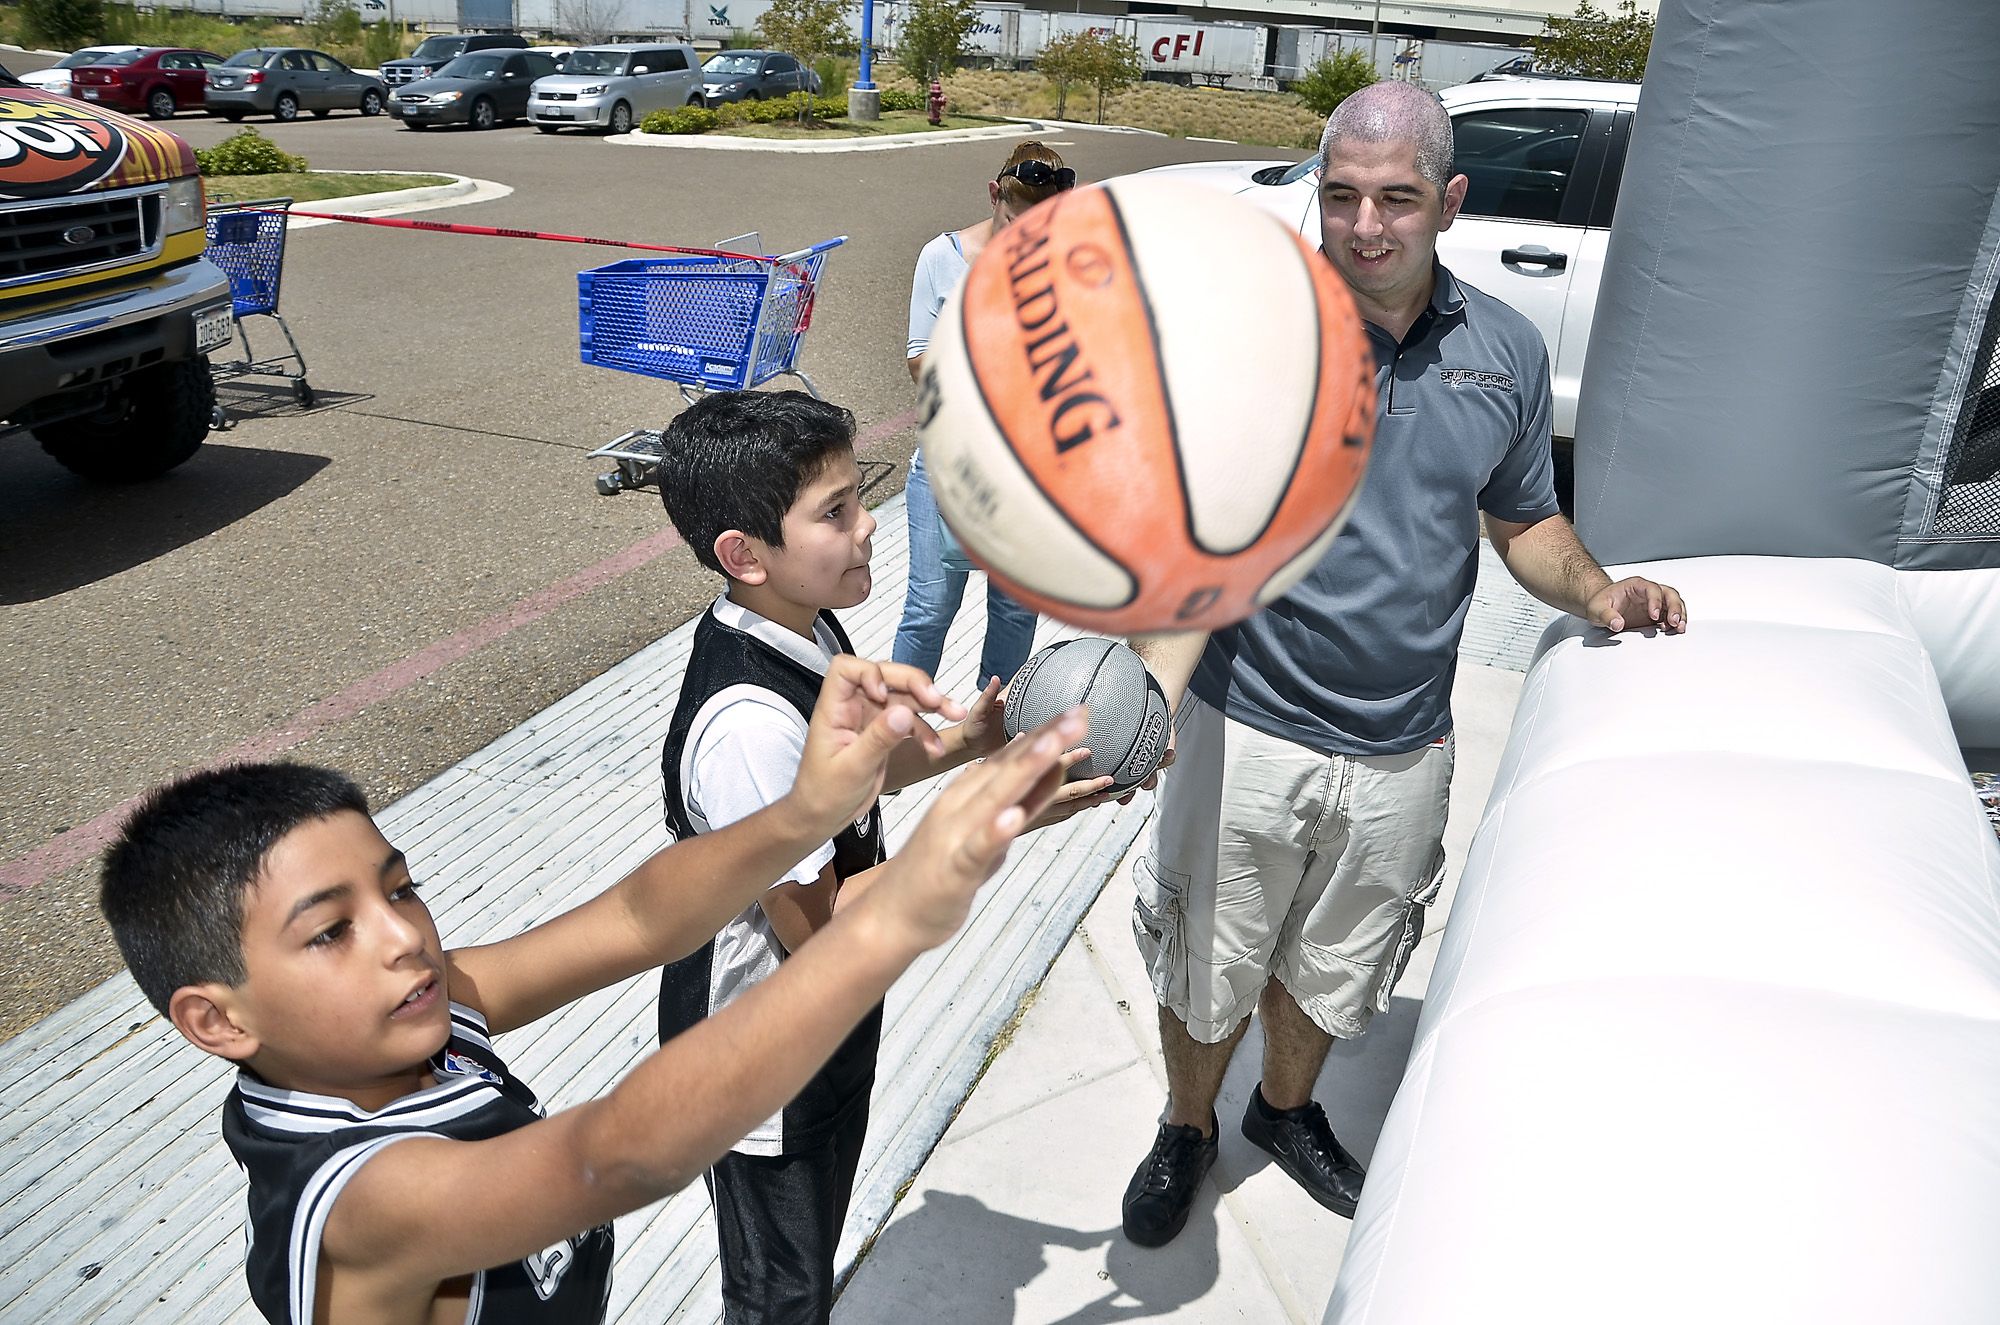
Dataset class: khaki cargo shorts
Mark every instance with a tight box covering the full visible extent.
[1132,694,1453,1044]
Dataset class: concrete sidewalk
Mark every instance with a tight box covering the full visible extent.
[838,661,1529,1324]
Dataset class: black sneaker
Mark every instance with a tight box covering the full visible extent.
[1121,1117,1219,1247]
[1239,1086,1366,1217]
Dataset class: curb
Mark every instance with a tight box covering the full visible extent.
[0,42,68,57]
[277,172,513,229]
[614,120,1043,154]
[1001,115,1167,137]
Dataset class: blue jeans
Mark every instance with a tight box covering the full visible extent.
[893,448,1039,687]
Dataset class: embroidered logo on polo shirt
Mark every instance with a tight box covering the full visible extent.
[1439,369,1515,391]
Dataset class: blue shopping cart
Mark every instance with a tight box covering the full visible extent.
[583,234,846,495]
[204,199,314,410]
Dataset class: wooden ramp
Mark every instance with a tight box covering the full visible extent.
[0,493,1554,1323]
[0,493,1151,1323]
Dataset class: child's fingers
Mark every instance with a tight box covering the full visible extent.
[957,709,1088,825]
[1053,772,1113,801]
[874,660,967,722]
[891,696,948,758]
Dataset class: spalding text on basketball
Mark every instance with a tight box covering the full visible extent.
[1002,206,1123,455]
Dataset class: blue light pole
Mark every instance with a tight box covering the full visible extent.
[851,0,881,119]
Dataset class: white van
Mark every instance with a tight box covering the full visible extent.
[528,43,703,135]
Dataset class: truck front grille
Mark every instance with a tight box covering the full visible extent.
[0,192,158,287]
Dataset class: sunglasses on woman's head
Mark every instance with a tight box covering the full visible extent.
[998,162,1076,190]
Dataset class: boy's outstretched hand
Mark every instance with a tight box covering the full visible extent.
[864,707,1090,958]
[954,676,1010,760]
[791,656,968,836]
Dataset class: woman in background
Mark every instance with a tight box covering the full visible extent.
[896,139,1076,688]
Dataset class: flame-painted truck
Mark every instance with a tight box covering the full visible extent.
[0,67,233,481]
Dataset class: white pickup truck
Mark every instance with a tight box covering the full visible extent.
[1147,76,1641,507]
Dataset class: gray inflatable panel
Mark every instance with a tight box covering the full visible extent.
[1574,0,2000,570]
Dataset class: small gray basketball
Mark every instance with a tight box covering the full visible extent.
[1002,638,1172,793]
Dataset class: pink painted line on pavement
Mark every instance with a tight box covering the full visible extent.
[0,408,920,905]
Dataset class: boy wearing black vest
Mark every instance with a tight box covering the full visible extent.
[97,676,1093,1325]
[654,392,1115,1322]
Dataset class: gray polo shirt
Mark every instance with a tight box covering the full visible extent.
[1190,263,1561,758]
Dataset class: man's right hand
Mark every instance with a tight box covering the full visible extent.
[862,707,1089,957]
[791,656,967,837]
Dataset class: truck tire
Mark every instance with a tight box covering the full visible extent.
[35,358,215,483]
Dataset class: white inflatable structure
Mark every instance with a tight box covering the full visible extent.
[1326,0,2000,1319]
[1329,556,2000,1321]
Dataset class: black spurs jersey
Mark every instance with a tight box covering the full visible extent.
[658,601,886,1155]
[221,1003,615,1325]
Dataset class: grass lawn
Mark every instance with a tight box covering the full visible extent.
[714,110,1015,140]
[203,172,456,206]
[874,71,1324,150]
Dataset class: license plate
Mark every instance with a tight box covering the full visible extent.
[543,110,571,119]
[81,89,98,98]
[194,306,234,354]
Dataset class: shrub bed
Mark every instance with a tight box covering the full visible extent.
[196,128,308,176]
[642,91,847,135]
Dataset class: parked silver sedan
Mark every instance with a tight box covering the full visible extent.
[205,47,386,122]
[527,43,702,135]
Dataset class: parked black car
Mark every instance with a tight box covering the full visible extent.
[378,32,528,88]
[699,50,820,105]
[392,49,562,129]
[205,47,386,121]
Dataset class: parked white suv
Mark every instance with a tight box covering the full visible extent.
[528,43,703,135]
[1146,77,1639,496]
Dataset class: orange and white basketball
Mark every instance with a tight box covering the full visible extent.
[916,174,1376,635]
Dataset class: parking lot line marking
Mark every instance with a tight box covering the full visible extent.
[0,409,918,905]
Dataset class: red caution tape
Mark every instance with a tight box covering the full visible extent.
[239,207,824,333]
[283,207,739,257]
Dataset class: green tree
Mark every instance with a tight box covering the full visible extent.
[310,0,364,49]
[1034,28,1093,121]
[1085,30,1142,126]
[895,0,976,83]
[20,0,104,48]
[757,0,848,122]
[1290,48,1377,117]
[363,18,408,67]
[1533,0,1654,81]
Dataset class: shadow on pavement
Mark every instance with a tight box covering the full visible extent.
[0,441,331,604]
[214,379,372,423]
[1318,991,1425,1167]
[849,1189,1222,1325]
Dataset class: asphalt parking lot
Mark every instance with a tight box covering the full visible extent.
[0,98,1292,1038]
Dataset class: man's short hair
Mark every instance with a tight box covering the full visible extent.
[1319,81,1456,195]
[657,390,858,576]
[100,764,372,1017]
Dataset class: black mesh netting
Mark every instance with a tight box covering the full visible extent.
[1934,298,2000,536]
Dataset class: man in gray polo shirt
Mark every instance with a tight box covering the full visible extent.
[1120,81,1687,1247]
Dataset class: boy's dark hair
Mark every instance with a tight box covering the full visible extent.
[657,390,858,576]
[100,764,372,1017]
